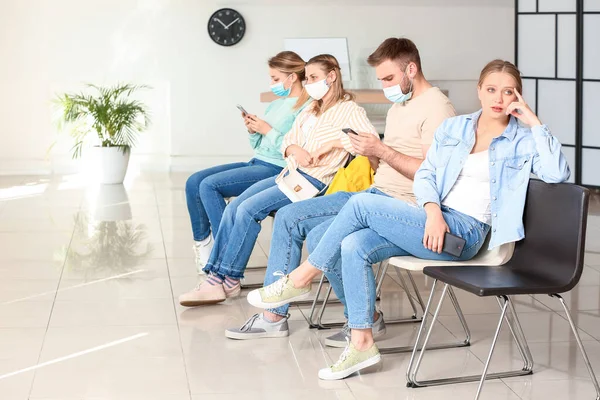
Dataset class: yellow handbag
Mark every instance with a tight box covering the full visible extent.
[325,155,374,195]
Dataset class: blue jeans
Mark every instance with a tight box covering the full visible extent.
[308,193,490,329]
[185,159,283,241]
[263,187,390,317]
[203,172,325,279]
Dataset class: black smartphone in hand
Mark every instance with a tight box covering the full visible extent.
[442,232,466,258]
[342,128,358,135]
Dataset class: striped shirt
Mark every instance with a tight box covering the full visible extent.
[281,99,378,185]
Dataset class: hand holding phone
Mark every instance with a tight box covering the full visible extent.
[442,232,466,258]
[237,104,248,116]
[342,128,358,135]
[244,114,272,136]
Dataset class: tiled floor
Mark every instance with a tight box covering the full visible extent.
[0,172,599,400]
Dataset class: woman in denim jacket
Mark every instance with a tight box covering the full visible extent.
[248,60,570,380]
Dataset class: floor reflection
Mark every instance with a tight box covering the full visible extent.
[0,173,599,399]
[61,184,154,274]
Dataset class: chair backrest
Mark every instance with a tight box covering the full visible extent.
[506,179,590,293]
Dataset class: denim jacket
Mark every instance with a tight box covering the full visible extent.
[413,110,570,249]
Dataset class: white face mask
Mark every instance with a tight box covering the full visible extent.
[304,78,330,100]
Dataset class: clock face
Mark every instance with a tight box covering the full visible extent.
[208,8,246,47]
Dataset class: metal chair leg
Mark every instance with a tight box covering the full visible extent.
[407,270,426,311]
[313,263,383,329]
[372,262,422,325]
[303,274,327,328]
[552,293,600,400]
[314,262,420,329]
[395,268,419,319]
[315,260,386,328]
[495,296,534,371]
[374,261,384,285]
[508,298,534,370]
[404,280,438,380]
[474,295,509,400]
[374,261,388,296]
[382,281,470,355]
[379,269,423,326]
[447,286,471,345]
[407,289,533,390]
[406,280,448,382]
[316,284,342,329]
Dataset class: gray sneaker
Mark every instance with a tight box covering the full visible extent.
[225,313,289,340]
[323,312,387,348]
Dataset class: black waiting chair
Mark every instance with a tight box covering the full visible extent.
[406,180,600,400]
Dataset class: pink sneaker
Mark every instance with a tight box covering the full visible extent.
[179,279,226,307]
[179,276,241,307]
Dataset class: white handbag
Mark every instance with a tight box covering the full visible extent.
[276,111,322,202]
[275,160,320,203]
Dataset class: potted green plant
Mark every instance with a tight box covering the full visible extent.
[55,83,151,184]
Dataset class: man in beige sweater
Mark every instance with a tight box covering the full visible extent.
[225,37,456,342]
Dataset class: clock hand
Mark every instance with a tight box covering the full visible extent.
[224,17,240,29]
[214,18,227,28]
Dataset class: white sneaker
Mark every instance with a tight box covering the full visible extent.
[193,236,214,275]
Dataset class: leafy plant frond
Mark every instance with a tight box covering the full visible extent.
[54,83,152,159]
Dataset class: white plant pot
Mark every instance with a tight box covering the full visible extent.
[95,146,131,185]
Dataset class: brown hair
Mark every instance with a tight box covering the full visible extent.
[478,59,523,94]
[306,54,355,116]
[268,51,309,110]
[367,37,422,72]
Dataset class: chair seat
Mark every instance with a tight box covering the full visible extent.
[423,265,565,297]
[388,239,514,272]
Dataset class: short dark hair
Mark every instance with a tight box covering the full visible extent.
[367,37,422,72]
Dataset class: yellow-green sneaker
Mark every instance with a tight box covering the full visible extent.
[247,275,311,309]
[318,341,381,380]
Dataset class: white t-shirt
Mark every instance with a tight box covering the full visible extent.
[442,151,492,225]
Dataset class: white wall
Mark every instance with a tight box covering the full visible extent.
[0,0,514,175]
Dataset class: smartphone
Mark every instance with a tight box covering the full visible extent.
[442,232,467,258]
[342,128,358,135]
[236,104,248,116]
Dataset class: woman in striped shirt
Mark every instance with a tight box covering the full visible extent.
[180,54,379,307]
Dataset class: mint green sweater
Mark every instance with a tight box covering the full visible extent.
[249,97,309,167]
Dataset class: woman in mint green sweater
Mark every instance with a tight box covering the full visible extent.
[185,51,310,272]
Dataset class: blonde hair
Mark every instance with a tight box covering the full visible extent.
[478,59,523,94]
[306,54,355,116]
[267,51,309,110]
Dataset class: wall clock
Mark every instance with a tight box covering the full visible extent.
[208,8,246,47]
